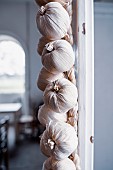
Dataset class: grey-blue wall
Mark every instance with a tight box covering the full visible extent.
[94,2,113,170]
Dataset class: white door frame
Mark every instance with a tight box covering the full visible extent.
[78,0,94,170]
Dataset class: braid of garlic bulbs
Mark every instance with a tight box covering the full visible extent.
[35,1,80,169]
[64,65,77,85]
[69,152,81,170]
[63,1,80,164]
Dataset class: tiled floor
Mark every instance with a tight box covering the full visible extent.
[7,124,46,170]
[9,137,46,170]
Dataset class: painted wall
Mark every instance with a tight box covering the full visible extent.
[94,3,113,170]
[0,1,43,113]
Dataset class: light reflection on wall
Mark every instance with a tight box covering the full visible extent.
[0,37,25,93]
[94,0,113,2]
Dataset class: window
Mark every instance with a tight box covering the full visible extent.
[0,35,25,94]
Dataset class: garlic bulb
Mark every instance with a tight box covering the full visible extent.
[70,152,81,170]
[43,78,78,113]
[67,104,78,131]
[63,33,73,45]
[37,36,51,56]
[64,65,76,85]
[65,2,72,19]
[42,156,76,170]
[63,26,73,45]
[35,0,72,7]
[35,1,73,21]
[40,121,78,160]
[36,2,70,40]
[67,65,76,84]
[37,67,64,91]
[38,104,67,126]
[42,40,75,74]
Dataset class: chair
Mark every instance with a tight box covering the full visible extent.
[18,110,45,140]
[0,116,9,170]
[18,114,34,137]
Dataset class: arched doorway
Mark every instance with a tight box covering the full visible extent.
[0,35,25,102]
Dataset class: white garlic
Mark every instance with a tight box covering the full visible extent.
[42,156,76,170]
[40,121,78,160]
[37,67,64,91]
[36,2,70,40]
[42,40,75,74]
[38,104,67,126]
[43,78,78,113]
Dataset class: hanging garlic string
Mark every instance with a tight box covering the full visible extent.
[35,1,80,169]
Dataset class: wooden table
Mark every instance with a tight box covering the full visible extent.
[0,103,22,141]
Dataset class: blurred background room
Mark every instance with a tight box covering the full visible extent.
[0,0,46,169]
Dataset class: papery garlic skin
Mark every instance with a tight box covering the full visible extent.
[40,121,78,160]
[36,2,70,40]
[37,36,51,56]
[71,152,81,170]
[38,104,67,126]
[43,78,78,113]
[35,0,72,9]
[42,40,75,74]
[37,67,64,91]
[42,156,76,170]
